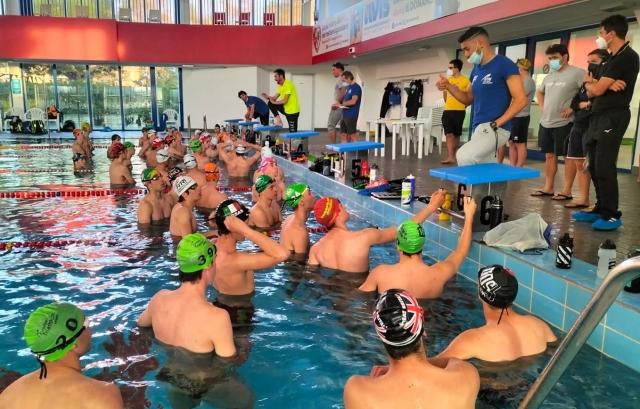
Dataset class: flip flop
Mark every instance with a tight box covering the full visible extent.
[564,202,589,209]
[441,159,455,164]
[552,193,573,201]
[531,190,554,197]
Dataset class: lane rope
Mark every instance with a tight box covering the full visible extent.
[0,144,110,150]
[0,169,95,174]
[0,186,253,199]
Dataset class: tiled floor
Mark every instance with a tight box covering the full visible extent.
[307,132,640,265]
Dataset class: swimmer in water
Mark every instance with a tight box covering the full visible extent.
[204,133,220,163]
[197,163,227,212]
[433,265,557,363]
[210,200,289,296]
[359,197,477,298]
[108,142,135,187]
[218,142,262,178]
[169,175,201,238]
[0,303,123,409]
[190,139,210,170]
[343,289,479,409]
[248,175,281,229]
[123,141,135,172]
[143,135,164,167]
[166,130,186,160]
[308,190,446,273]
[71,129,89,172]
[138,129,156,160]
[138,233,236,356]
[252,153,285,202]
[183,153,207,187]
[155,146,171,180]
[138,167,173,225]
[279,183,317,254]
[106,134,122,160]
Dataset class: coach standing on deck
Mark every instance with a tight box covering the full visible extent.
[328,62,348,144]
[262,69,301,132]
[574,15,639,231]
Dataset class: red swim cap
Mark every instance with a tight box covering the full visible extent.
[313,197,341,228]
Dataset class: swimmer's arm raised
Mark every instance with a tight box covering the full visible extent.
[246,150,261,166]
[411,189,446,224]
[432,198,476,280]
[227,217,289,269]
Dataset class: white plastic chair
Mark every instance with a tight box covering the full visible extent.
[148,9,161,22]
[163,109,179,129]
[427,106,444,155]
[2,107,24,132]
[25,108,46,122]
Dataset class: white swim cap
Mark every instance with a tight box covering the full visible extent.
[183,153,197,169]
[173,175,197,197]
[157,147,170,163]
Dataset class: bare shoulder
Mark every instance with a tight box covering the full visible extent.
[343,375,374,409]
[84,379,124,408]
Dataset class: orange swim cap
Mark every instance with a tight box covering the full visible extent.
[313,197,341,228]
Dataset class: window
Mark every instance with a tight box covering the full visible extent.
[23,64,55,110]
[56,64,90,127]
[33,0,66,16]
[121,66,152,130]
[90,65,122,130]
[155,67,180,126]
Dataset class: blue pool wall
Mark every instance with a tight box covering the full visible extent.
[275,157,640,373]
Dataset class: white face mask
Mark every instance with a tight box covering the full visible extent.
[446,68,454,77]
[596,36,608,50]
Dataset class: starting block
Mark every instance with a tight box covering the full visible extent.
[253,125,282,146]
[326,141,385,183]
[429,163,540,229]
[281,131,320,157]
[224,118,243,134]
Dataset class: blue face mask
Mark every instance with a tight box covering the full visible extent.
[468,49,483,65]
[549,59,562,72]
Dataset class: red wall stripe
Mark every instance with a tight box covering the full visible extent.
[0,16,312,65]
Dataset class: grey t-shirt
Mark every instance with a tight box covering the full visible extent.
[538,65,585,128]
[517,76,536,117]
[334,77,348,102]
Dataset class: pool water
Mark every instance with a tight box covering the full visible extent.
[1,140,640,408]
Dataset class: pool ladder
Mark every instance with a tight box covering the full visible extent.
[519,256,640,408]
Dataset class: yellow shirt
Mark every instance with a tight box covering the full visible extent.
[278,79,300,115]
[445,75,470,111]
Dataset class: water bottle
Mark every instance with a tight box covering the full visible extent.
[489,196,503,229]
[624,249,640,293]
[407,174,416,201]
[597,239,617,279]
[322,154,331,176]
[439,193,452,221]
[369,164,379,182]
[401,178,412,207]
[555,233,574,269]
[361,160,370,178]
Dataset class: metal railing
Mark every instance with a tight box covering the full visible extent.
[519,256,640,409]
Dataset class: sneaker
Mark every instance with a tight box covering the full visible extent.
[592,218,622,231]
[572,211,601,223]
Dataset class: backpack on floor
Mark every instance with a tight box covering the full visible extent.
[9,117,22,133]
[31,120,45,135]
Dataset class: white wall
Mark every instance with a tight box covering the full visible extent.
[182,66,258,129]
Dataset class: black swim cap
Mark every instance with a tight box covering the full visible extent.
[373,289,424,347]
[168,166,183,182]
[478,265,518,309]
[214,199,250,234]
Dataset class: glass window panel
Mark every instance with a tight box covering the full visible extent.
[56,64,90,127]
[505,43,527,63]
[65,0,99,17]
[146,0,176,23]
[121,66,152,130]
[23,64,55,110]
[155,67,180,127]
[0,63,11,114]
[33,0,66,16]
[98,0,114,19]
[89,65,122,130]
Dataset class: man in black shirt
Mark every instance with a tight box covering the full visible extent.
[573,15,639,231]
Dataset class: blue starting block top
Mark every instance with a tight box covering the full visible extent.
[429,163,540,185]
[254,125,282,132]
[280,131,320,139]
[238,121,260,126]
[224,118,243,123]
[326,141,385,153]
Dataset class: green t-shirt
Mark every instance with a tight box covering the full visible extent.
[278,79,300,115]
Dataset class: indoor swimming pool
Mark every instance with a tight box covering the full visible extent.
[0,139,639,408]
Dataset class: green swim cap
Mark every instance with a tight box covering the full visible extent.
[24,303,86,363]
[124,141,135,149]
[255,175,274,194]
[141,167,160,182]
[190,139,202,153]
[176,232,216,273]
[396,220,426,255]
[283,183,308,209]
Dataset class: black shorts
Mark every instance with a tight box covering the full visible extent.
[253,111,269,126]
[566,124,587,159]
[538,123,572,156]
[442,110,465,136]
[509,116,530,143]
[340,116,358,134]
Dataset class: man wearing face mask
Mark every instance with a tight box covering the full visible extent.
[531,44,584,200]
[436,26,527,165]
[441,59,470,164]
[574,15,639,231]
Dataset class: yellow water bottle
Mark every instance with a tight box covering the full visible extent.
[439,193,452,221]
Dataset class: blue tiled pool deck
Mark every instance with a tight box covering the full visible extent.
[275,157,640,373]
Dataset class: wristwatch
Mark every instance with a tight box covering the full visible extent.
[489,121,498,131]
